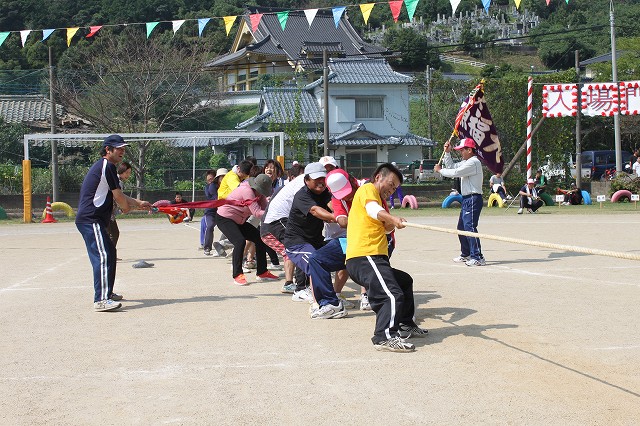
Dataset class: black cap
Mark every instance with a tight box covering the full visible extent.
[102,134,129,148]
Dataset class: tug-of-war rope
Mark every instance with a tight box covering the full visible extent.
[404,222,640,262]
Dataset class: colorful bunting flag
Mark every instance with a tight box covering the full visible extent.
[277,11,289,31]
[146,22,159,39]
[223,16,236,36]
[359,4,375,25]
[198,18,210,37]
[250,13,263,33]
[20,30,31,47]
[332,6,346,28]
[304,9,318,27]
[404,0,420,22]
[389,1,403,23]
[0,32,10,47]
[514,0,522,9]
[86,26,102,38]
[172,20,185,34]
[450,0,462,14]
[546,0,551,5]
[66,27,79,47]
[482,0,491,12]
[42,29,54,41]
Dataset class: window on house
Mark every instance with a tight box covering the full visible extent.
[346,151,377,180]
[355,98,383,119]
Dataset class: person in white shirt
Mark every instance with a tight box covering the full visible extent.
[632,157,640,177]
[518,178,544,214]
[489,172,508,203]
[435,138,485,267]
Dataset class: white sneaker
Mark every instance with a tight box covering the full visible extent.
[336,293,355,309]
[292,287,313,302]
[311,302,348,319]
[453,255,469,263]
[517,208,523,214]
[360,293,371,311]
[94,299,121,312]
[268,263,284,271]
[465,258,485,267]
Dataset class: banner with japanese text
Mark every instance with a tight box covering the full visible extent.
[542,84,577,117]
[581,83,619,117]
[619,81,640,116]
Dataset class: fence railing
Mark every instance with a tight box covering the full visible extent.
[439,55,488,68]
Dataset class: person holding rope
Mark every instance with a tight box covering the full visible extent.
[434,138,486,267]
[76,135,152,312]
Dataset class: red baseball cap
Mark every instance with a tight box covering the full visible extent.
[454,138,476,150]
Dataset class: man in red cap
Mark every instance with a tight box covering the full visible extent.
[435,138,486,267]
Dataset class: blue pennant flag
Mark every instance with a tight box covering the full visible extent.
[198,18,211,37]
[332,6,346,28]
[42,29,55,42]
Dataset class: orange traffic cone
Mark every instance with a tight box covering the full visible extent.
[42,196,57,223]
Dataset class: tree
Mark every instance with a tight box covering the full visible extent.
[54,28,222,198]
[383,27,440,71]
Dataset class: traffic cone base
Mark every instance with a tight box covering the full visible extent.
[42,196,57,223]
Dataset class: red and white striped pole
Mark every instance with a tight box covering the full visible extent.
[526,76,533,180]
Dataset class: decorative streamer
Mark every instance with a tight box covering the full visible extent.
[20,30,31,47]
[0,32,10,47]
[146,22,159,38]
[304,9,318,27]
[66,27,79,47]
[86,26,102,38]
[359,4,375,25]
[172,20,185,34]
[223,16,236,36]
[250,13,263,33]
[514,0,522,9]
[277,11,289,31]
[450,0,462,14]
[42,29,54,41]
[546,0,551,5]
[482,0,491,12]
[389,1,403,23]
[404,0,420,22]
[198,18,210,37]
[332,6,346,28]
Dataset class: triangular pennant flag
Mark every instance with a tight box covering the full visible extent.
[146,22,159,38]
[198,18,211,37]
[0,32,10,47]
[514,0,522,9]
[66,27,79,47]
[332,6,346,28]
[389,1,403,23]
[172,20,185,34]
[360,4,375,25]
[450,0,462,14]
[304,9,318,27]
[404,0,419,22]
[86,26,102,38]
[277,11,289,31]
[42,29,54,41]
[250,13,263,33]
[482,0,491,12]
[546,0,550,5]
[223,16,236,36]
[20,30,31,47]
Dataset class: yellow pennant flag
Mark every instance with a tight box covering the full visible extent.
[514,0,522,9]
[67,27,79,47]
[223,16,237,36]
[360,4,375,25]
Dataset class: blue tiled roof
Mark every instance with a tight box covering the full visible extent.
[236,86,323,129]
[328,58,413,84]
[0,94,64,124]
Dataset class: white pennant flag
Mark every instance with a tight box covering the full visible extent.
[172,20,186,34]
[450,0,462,14]
[304,9,318,27]
[20,30,31,47]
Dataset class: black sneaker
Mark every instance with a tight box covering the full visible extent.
[374,336,415,352]
[399,323,428,339]
[110,293,124,301]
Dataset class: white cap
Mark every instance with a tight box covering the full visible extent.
[319,156,338,168]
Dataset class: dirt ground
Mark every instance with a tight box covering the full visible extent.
[1,212,639,425]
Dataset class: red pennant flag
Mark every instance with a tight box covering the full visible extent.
[86,26,103,38]
[250,13,263,33]
[389,1,403,23]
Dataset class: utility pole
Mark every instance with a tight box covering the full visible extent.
[575,49,582,189]
[323,48,329,157]
[610,0,622,172]
[49,46,59,202]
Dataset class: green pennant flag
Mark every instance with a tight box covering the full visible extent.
[146,22,159,39]
[404,0,420,22]
[277,11,289,31]
[0,32,10,47]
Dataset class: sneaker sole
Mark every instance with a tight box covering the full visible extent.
[374,344,415,353]
[95,303,122,312]
[311,310,348,320]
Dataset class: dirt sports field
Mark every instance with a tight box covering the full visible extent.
[1,211,639,425]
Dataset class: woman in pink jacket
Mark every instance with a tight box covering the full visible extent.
[216,174,280,286]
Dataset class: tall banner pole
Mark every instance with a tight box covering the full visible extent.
[526,76,533,179]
